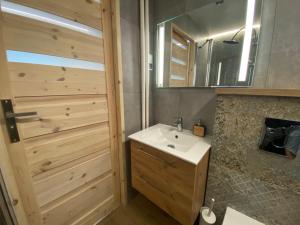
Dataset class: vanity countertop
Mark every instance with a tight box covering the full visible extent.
[128,124,211,165]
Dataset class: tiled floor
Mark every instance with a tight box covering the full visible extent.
[97,194,180,225]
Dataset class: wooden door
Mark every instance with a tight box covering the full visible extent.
[169,24,196,87]
[0,0,121,225]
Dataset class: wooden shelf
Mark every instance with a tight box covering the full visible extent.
[215,88,300,98]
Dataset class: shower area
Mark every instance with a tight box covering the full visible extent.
[196,26,259,87]
[192,0,262,87]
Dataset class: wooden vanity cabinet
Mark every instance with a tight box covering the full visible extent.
[131,140,210,225]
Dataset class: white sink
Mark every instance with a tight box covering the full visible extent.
[128,124,211,165]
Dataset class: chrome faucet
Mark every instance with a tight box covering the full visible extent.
[174,117,183,132]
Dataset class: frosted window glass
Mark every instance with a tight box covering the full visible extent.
[1,0,102,38]
[7,50,105,71]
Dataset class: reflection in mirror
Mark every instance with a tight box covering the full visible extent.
[156,0,263,88]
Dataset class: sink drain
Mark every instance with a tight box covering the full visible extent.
[167,144,175,149]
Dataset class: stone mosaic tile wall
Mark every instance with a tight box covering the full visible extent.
[206,95,300,225]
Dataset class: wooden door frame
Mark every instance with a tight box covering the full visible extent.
[0,8,32,225]
[103,0,127,206]
[0,0,127,224]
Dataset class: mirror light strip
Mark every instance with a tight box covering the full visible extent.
[198,24,260,42]
[157,24,165,88]
[171,57,186,66]
[172,39,187,50]
[238,0,256,82]
[6,50,105,71]
[170,74,185,81]
[0,0,102,38]
[217,62,222,85]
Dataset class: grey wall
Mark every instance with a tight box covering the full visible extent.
[254,0,300,88]
[154,0,216,24]
[120,0,141,198]
[207,95,300,225]
[153,88,216,134]
[267,0,300,88]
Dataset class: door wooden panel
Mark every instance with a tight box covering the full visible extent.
[169,79,186,87]
[14,95,108,139]
[170,62,188,76]
[9,63,107,97]
[41,175,113,225]
[3,14,104,63]
[10,0,103,30]
[24,123,110,177]
[0,0,120,224]
[173,31,188,46]
[172,45,188,62]
[34,152,111,207]
[71,196,114,225]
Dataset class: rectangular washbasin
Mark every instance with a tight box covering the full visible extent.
[128,123,211,165]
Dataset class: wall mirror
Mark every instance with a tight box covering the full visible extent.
[155,0,263,88]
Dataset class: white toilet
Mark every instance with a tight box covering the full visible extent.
[222,207,265,225]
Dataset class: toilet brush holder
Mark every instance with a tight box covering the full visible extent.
[199,199,216,225]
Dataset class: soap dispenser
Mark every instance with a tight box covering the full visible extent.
[193,119,206,137]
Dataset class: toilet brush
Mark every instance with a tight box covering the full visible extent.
[199,198,216,225]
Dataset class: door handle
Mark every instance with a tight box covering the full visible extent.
[6,112,38,119]
[0,99,39,143]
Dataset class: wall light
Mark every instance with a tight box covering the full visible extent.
[156,23,165,87]
[238,0,256,82]
[217,62,222,85]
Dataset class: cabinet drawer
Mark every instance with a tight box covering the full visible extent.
[131,141,195,225]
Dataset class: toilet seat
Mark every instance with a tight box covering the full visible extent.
[222,207,265,225]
